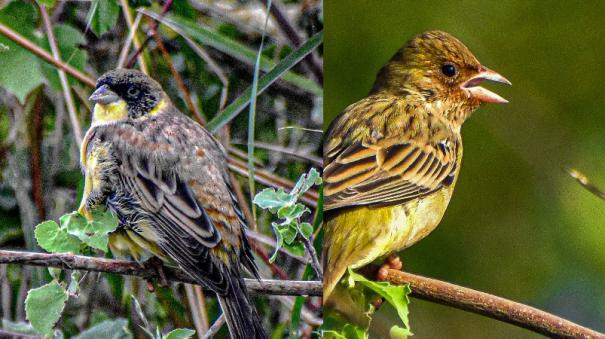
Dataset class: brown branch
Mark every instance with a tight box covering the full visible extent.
[0,250,321,296]
[383,268,604,339]
[0,22,95,88]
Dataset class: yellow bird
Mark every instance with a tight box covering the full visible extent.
[322,31,511,305]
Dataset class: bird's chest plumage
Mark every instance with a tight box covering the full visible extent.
[384,144,462,253]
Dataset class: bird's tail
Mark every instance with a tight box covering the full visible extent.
[217,278,266,339]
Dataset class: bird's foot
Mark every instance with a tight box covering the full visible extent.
[141,257,169,291]
[376,254,403,281]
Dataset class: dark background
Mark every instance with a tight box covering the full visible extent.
[325,1,605,337]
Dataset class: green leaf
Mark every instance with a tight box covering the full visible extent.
[25,280,68,336]
[164,328,196,339]
[269,222,284,262]
[85,0,120,36]
[64,210,119,252]
[73,319,133,339]
[35,220,81,254]
[283,242,305,257]
[0,2,45,103]
[253,188,295,211]
[41,24,88,91]
[347,268,412,336]
[277,203,310,221]
[299,222,313,239]
[291,168,322,196]
[205,31,324,133]
[280,224,297,245]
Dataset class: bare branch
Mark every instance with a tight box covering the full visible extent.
[0,250,321,296]
[383,268,604,339]
[200,313,225,339]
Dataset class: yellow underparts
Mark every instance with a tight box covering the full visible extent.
[78,145,111,221]
[92,100,128,126]
[323,187,454,301]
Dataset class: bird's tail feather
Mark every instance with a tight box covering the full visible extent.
[217,278,266,339]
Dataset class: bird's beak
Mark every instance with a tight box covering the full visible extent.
[461,66,511,104]
[89,84,119,105]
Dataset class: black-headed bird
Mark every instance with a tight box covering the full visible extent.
[78,69,266,339]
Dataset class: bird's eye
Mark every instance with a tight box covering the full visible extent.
[127,87,140,97]
[441,64,457,77]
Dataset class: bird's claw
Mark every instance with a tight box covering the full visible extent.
[141,257,169,291]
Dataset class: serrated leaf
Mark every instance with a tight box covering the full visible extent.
[25,280,68,336]
[41,24,88,91]
[64,210,119,252]
[253,188,295,211]
[86,0,120,36]
[347,268,412,336]
[164,328,196,339]
[0,2,45,103]
[35,220,82,254]
[277,203,309,221]
[299,222,313,239]
[291,168,322,196]
[73,319,132,339]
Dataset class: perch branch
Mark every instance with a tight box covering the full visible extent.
[383,268,604,339]
[0,250,321,296]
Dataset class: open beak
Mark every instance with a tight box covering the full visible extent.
[89,84,119,105]
[461,66,511,104]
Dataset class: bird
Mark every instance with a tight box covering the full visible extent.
[322,30,511,304]
[77,68,266,339]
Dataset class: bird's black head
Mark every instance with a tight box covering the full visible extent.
[90,69,164,119]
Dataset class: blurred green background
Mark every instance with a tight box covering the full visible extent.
[325,1,605,338]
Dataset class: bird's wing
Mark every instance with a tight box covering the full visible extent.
[102,118,237,294]
[324,97,459,211]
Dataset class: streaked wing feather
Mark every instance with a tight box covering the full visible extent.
[324,138,458,210]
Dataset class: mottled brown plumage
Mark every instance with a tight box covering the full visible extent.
[323,31,511,302]
[79,69,266,339]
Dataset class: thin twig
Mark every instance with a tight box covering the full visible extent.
[232,140,322,167]
[40,5,83,146]
[117,11,145,71]
[0,250,321,296]
[0,23,95,87]
[383,268,605,339]
[150,24,205,124]
[200,313,225,339]
[125,0,173,68]
[300,236,322,280]
[184,284,209,336]
[0,329,41,339]
[118,0,148,73]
